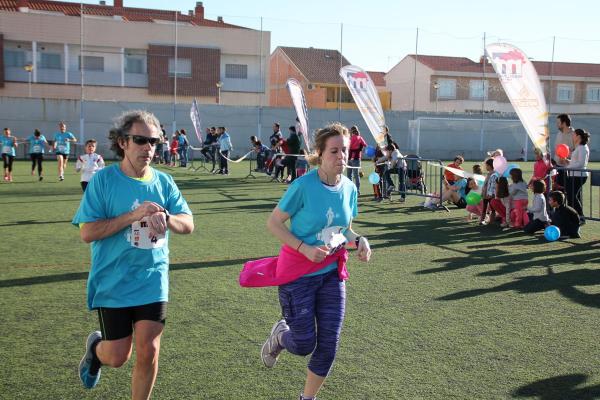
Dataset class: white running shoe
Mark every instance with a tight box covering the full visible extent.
[261,319,289,368]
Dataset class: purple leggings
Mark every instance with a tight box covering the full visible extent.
[278,269,346,377]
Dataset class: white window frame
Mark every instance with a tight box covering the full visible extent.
[168,58,191,78]
[436,79,456,99]
[469,80,488,100]
[557,83,575,103]
[585,85,600,103]
[225,63,248,79]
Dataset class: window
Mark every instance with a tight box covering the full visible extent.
[79,55,104,71]
[340,88,354,103]
[557,84,574,103]
[586,85,600,103]
[125,57,144,74]
[4,50,26,67]
[168,58,191,77]
[326,87,336,102]
[469,80,488,99]
[225,64,248,79]
[40,53,61,69]
[436,79,456,99]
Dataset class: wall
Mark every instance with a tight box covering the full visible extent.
[1,96,598,161]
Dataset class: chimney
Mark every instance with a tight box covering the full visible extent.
[99,0,106,5]
[188,10,193,16]
[17,0,29,12]
[217,16,223,23]
[193,2,204,23]
[114,0,123,8]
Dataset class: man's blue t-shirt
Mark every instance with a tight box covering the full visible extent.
[72,164,192,310]
[0,136,16,156]
[278,168,358,277]
[452,178,468,199]
[28,135,47,154]
[53,131,76,154]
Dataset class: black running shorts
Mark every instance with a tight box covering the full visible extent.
[97,301,167,341]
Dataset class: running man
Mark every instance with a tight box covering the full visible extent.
[53,121,77,181]
[73,110,194,399]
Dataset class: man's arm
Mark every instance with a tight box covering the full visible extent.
[167,213,194,234]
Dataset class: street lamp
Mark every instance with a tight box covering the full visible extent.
[216,81,223,104]
[24,63,33,97]
[433,81,440,113]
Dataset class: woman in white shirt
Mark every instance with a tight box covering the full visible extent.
[565,128,590,220]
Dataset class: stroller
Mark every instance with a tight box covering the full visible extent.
[404,154,426,194]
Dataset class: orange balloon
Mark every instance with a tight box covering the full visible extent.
[555,144,569,158]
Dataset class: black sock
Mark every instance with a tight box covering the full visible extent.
[89,339,102,375]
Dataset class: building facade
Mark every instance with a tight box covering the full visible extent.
[386,54,600,114]
[269,46,391,110]
[0,0,270,106]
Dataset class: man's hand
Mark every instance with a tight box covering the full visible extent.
[132,201,163,222]
[147,211,168,236]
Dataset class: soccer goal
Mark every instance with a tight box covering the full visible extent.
[408,117,530,161]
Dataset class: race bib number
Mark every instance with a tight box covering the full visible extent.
[58,145,66,153]
[2,146,10,154]
[32,145,41,153]
[130,217,166,249]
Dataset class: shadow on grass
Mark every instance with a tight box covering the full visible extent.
[512,373,600,399]
[0,219,72,227]
[437,267,600,309]
[0,257,261,288]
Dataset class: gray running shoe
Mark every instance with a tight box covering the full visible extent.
[261,319,289,368]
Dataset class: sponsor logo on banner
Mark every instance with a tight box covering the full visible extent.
[486,43,549,155]
[340,65,387,148]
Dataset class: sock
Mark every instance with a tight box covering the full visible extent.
[89,339,102,375]
[300,394,316,400]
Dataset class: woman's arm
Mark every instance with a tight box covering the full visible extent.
[267,206,328,263]
[567,146,586,170]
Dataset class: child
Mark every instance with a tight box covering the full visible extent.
[465,178,483,220]
[480,158,498,225]
[271,155,285,182]
[529,148,551,191]
[509,168,529,228]
[524,180,549,234]
[548,190,581,238]
[295,149,308,178]
[170,134,179,167]
[490,177,511,227]
[75,139,105,192]
[372,146,385,201]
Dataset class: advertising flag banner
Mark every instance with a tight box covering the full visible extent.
[339,65,387,148]
[485,43,549,155]
[190,98,203,144]
[286,78,311,152]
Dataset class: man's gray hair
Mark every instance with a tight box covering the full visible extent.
[108,110,161,158]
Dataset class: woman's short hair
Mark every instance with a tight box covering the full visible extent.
[306,123,350,166]
[574,128,590,145]
[108,110,161,159]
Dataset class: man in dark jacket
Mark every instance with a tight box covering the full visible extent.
[286,126,301,183]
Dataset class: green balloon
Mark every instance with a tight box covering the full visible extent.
[466,191,482,206]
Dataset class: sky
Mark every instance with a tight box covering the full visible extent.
[65,0,600,72]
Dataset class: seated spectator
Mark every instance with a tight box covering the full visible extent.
[296,149,309,178]
[548,190,581,238]
[253,140,270,172]
[434,177,468,208]
[524,180,549,234]
[383,144,407,202]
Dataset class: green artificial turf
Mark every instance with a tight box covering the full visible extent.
[1,160,599,399]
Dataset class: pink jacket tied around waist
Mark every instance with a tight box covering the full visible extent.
[239,245,349,288]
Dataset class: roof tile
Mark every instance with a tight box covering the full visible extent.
[279,46,351,84]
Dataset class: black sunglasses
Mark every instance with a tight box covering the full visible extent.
[126,135,160,146]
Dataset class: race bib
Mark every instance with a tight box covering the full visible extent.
[58,145,66,153]
[32,145,41,153]
[130,217,166,249]
[2,146,10,154]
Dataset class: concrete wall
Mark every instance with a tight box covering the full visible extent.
[1,96,599,161]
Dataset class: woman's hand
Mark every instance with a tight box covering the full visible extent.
[300,244,330,263]
[356,237,371,262]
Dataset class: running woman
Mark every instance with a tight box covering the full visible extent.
[241,123,372,400]
[53,121,77,181]
[1,127,18,182]
[28,129,48,181]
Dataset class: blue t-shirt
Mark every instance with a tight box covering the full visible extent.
[452,178,468,199]
[72,164,192,309]
[278,168,358,277]
[0,136,16,156]
[28,135,47,154]
[53,131,76,154]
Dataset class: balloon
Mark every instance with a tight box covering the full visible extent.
[364,146,376,158]
[555,144,570,158]
[493,156,508,175]
[465,191,482,206]
[503,163,520,178]
[368,172,380,185]
[544,225,561,242]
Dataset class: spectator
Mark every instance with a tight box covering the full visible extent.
[444,155,464,185]
[565,128,590,223]
[347,126,368,195]
[524,180,549,234]
[218,126,233,175]
[548,190,581,238]
[286,126,301,183]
